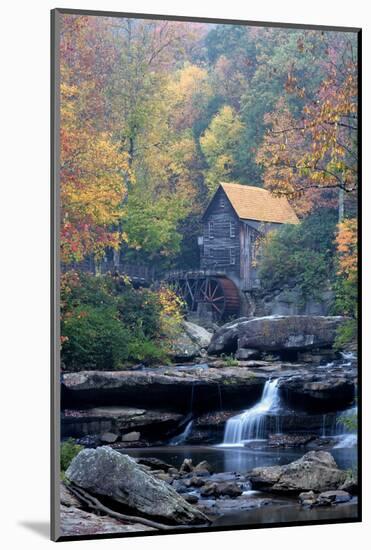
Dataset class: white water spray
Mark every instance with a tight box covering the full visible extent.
[170,421,193,445]
[222,379,281,445]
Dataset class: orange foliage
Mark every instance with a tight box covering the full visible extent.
[336,218,357,281]
[60,16,131,263]
[256,41,357,216]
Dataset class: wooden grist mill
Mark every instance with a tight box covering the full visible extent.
[166,183,299,321]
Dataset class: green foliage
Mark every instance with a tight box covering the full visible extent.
[121,188,188,266]
[61,272,174,370]
[62,304,134,370]
[334,262,357,350]
[258,209,338,300]
[200,105,244,194]
[337,409,357,432]
[60,439,82,472]
[221,353,239,367]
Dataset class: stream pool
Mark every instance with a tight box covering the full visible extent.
[124,443,357,473]
[122,444,358,527]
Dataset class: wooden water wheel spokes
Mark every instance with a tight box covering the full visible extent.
[198,277,227,317]
[164,272,240,321]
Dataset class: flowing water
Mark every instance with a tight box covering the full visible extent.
[222,379,281,445]
[333,405,358,448]
[124,445,357,475]
[170,420,194,445]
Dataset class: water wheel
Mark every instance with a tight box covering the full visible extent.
[197,276,240,319]
[165,272,240,321]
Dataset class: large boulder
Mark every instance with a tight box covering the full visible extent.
[182,321,212,349]
[208,315,346,355]
[249,451,346,494]
[208,317,249,355]
[66,446,208,525]
[238,316,346,352]
[171,321,212,361]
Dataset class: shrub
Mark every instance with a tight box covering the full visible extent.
[60,439,82,472]
[258,208,338,301]
[61,272,182,370]
[337,409,357,432]
[221,353,239,366]
[62,304,133,370]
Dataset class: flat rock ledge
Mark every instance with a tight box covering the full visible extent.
[62,360,356,413]
[60,504,154,536]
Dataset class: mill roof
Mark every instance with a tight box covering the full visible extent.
[217,182,299,225]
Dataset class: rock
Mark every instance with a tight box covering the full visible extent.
[209,315,347,356]
[268,434,316,448]
[200,481,243,498]
[237,316,346,352]
[249,451,347,494]
[208,317,249,355]
[235,348,260,360]
[62,360,356,415]
[193,460,213,475]
[339,475,358,495]
[62,406,184,440]
[171,479,189,494]
[316,490,351,506]
[76,434,100,448]
[66,447,208,525]
[253,287,334,317]
[100,432,118,443]
[182,321,212,349]
[156,473,172,483]
[60,482,82,508]
[184,494,199,504]
[137,457,173,472]
[279,374,356,409]
[185,477,205,488]
[200,482,218,497]
[170,321,212,361]
[179,458,194,474]
[121,431,140,442]
[216,482,243,498]
[171,333,200,361]
[299,490,317,507]
[60,504,155,536]
[168,467,179,477]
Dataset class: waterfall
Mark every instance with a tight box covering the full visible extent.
[170,421,193,445]
[334,405,357,448]
[222,379,281,445]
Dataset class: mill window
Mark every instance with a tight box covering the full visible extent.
[230,222,236,238]
[230,247,236,265]
[208,221,214,239]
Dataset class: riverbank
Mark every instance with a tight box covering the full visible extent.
[60,446,358,537]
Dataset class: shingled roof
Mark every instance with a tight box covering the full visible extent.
[220,182,299,225]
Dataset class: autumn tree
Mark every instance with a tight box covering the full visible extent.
[200,105,244,194]
[333,218,358,347]
[60,16,130,263]
[256,37,357,218]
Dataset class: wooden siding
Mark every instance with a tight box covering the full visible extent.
[200,188,286,290]
[201,188,240,277]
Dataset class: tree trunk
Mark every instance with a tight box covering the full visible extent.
[338,187,345,222]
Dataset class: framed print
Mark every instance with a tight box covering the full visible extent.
[51,8,361,541]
